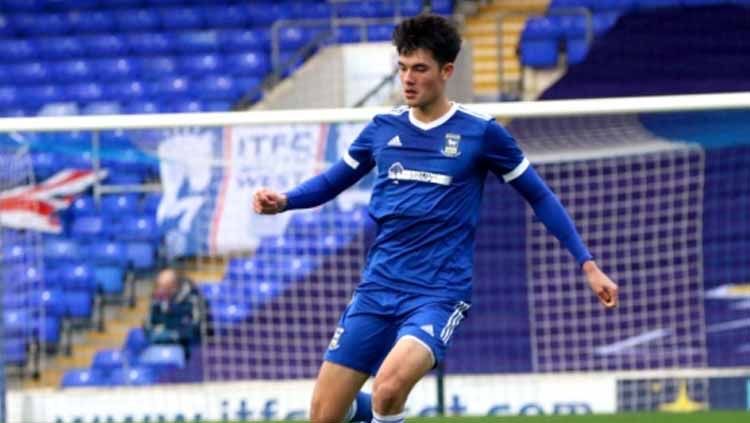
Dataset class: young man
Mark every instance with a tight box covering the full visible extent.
[254,15,618,423]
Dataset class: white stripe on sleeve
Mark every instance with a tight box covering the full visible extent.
[502,157,530,183]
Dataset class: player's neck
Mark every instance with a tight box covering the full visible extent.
[411,97,453,124]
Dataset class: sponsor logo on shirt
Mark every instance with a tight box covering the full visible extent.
[388,162,452,186]
[387,135,402,147]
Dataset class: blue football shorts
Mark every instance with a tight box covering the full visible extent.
[323,286,471,375]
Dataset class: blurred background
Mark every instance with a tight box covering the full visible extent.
[0,0,749,422]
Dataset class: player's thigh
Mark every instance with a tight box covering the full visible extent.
[310,360,369,423]
[372,337,434,410]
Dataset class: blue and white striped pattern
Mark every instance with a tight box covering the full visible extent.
[441,301,471,344]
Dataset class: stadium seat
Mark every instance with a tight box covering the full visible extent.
[31,289,66,317]
[202,4,251,28]
[80,34,127,56]
[63,291,94,320]
[4,0,45,12]
[174,30,220,54]
[137,56,177,76]
[208,300,251,324]
[247,3,291,26]
[51,60,92,83]
[0,16,12,38]
[9,62,49,84]
[291,2,332,19]
[592,12,621,36]
[66,82,104,103]
[82,101,122,115]
[139,344,186,371]
[194,75,236,101]
[61,263,97,290]
[0,87,18,108]
[44,237,80,265]
[279,27,315,50]
[101,193,139,216]
[331,26,362,44]
[70,11,116,34]
[104,80,147,101]
[159,7,204,30]
[123,100,162,114]
[152,76,190,99]
[218,29,270,52]
[108,366,156,386]
[556,15,590,64]
[61,368,106,388]
[205,100,231,111]
[71,195,97,217]
[71,215,106,239]
[1,40,37,63]
[92,348,126,372]
[115,9,161,32]
[4,338,27,366]
[36,37,85,60]
[34,316,62,345]
[336,2,376,18]
[367,24,395,42]
[3,310,30,337]
[177,53,222,75]
[520,18,561,68]
[224,51,271,77]
[108,0,145,7]
[123,327,148,361]
[90,58,139,81]
[127,33,174,55]
[21,85,65,108]
[141,193,161,213]
[90,240,129,267]
[168,99,203,113]
[13,13,72,36]
[588,0,636,11]
[234,77,263,100]
[126,242,156,270]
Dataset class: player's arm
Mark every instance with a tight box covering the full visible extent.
[253,159,373,214]
[483,120,617,308]
[254,120,378,214]
[508,166,618,308]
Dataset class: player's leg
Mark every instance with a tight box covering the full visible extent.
[310,360,369,423]
[371,337,434,419]
[371,298,471,421]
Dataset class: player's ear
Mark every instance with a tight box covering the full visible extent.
[441,62,454,81]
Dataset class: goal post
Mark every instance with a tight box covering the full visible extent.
[1,92,749,422]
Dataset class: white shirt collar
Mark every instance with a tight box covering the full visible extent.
[408,102,459,131]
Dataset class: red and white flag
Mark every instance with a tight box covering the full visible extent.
[0,169,107,233]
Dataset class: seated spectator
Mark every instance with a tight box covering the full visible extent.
[144,268,205,358]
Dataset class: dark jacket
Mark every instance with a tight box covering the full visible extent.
[144,281,204,345]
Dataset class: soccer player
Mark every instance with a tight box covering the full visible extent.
[253,14,618,423]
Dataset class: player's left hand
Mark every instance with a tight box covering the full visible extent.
[582,260,618,309]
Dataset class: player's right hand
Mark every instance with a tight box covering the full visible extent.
[253,188,288,214]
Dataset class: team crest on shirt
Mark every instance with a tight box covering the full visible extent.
[441,133,462,158]
[328,327,344,350]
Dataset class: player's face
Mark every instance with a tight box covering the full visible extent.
[398,48,453,109]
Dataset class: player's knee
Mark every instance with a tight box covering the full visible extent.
[372,380,407,412]
[310,397,347,423]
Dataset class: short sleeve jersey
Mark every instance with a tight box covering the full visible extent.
[344,103,529,301]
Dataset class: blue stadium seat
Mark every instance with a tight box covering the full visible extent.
[178,54,222,75]
[61,368,106,388]
[592,12,621,36]
[13,13,72,36]
[168,99,203,113]
[152,76,190,99]
[71,195,97,217]
[0,16,12,38]
[52,0,101,9]
[21,85,64,108]
[108,366,156,386]
[634,0,679,7]
[0,67,10,86]
[9,62,49,84]
[332,26,363,44]
[70,11,116,34]
[90,57,139,81]
[208,300,251,324]
[218,29,269,52]
[108,0,145,7]
[32,289,66,317]
[234,77,262,98]
[291,2,332,19]
[96,265,125,294]
[92,348,126,373]
[71,215,106,239]
[36,37,85,60]
[123,327,148,360]
[123,100,162,114]
[3,310,30,337]
[63,291,94,319]
[588,0,636,11]
[401,0,425,16]
[279,27,314,50]
[126,239,156,269]
[90,240,129,266]
[367,24,395,42]
[555,15,590,64]
[202,4,250,28]
[82,101,122,115]
[115,9,161,32]
[141,193,161,213]
[34,316,62,345]
[2,244,29,263]
[44,237,80,265]
[139,344,186,371]
[0,87,18,108]
[1,40,37,63]
[103,80,147,101]
[224,52,270,77]
[66,82,104,103]
[336,1,377,18]
[248,3,291,26]
[51,60,92,83]
[174,30,220,53]
[205,100,231,111]
[61,263,97,290]
[127,33,174,55]
[31,151,59,180]
[520,17,561,68]
[80,34,127,56]
[4,338,27,366]
[159,7,204,30]
[194,75,236,101]
[4,0,45,11]
[101,193,139,216]
[137,56,177,77]
[106,171,144,185]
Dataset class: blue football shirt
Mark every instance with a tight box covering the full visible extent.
[343,103,529,302]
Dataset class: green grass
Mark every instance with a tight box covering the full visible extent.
[209,411,748,423]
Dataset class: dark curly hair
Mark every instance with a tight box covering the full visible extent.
[392,14,462,67]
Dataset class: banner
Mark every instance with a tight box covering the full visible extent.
[157,123,360,257]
